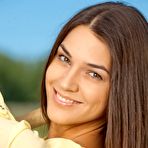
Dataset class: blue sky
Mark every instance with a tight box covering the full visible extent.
[0,0,147,61]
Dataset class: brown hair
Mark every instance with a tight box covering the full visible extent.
[41,2,148,148]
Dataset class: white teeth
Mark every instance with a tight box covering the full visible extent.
[56,93,75,104]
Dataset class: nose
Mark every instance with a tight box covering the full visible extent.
[59,67,79,92]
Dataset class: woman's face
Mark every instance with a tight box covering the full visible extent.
[46,25,111,125]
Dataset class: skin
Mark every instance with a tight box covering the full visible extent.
[45,25,111,148]
[16,108,45,128]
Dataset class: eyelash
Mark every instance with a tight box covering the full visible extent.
[88,71,103,80]
[58,54,71,65]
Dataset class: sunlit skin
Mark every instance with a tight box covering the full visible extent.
[45,25,111,147]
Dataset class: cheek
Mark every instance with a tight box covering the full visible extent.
[82,80,110,102]
[45,61,65,83]
[83,82,110,116]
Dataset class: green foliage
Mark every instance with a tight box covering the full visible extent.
[0,53,46,102]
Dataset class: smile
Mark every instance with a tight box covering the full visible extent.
[54,89,82,106]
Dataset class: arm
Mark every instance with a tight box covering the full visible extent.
[16,108,46,128]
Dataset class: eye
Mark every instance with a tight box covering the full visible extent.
[58,54,70,64]
[88,71,103,80]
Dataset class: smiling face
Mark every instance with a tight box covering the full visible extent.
[45,25,111,125]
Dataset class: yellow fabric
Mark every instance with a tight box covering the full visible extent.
[0,92,15,120]
[0,92,82,148]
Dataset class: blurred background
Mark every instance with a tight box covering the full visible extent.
[0,0,148,118]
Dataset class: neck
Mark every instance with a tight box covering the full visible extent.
[48,119,106,148]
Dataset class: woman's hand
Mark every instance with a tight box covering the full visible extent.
[16,108,46,128]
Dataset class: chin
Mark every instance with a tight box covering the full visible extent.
[47,114,73,125]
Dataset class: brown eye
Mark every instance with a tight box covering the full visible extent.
[88,71,103,80]
[58,54,70,64]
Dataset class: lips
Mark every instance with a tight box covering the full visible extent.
[53,89,82,106]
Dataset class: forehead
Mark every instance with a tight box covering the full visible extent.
[61,25,111,70]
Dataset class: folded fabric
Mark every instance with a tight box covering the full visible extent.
[0,92,82,148]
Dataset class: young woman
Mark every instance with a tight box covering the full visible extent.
[0,1,147,148]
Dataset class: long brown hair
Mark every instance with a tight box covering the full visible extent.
[41,2,148,148]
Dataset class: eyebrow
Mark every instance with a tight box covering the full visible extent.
[86,63,110,75]
[60,44,72,57]
[60,44,110,75]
